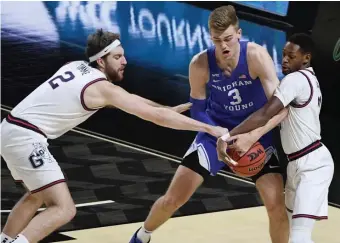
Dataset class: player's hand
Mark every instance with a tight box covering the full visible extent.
[225,133,257,157]
[170,102,192,113]
[216,137,238,167]
[209,126,229,138]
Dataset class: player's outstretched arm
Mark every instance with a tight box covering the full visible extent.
[217,95,285,163]
[226,70,304,138]
[130,94,192,114]
[246,108,288,141]
[221,108,288,156]
[227,96,285,138]
[82,80,227,137]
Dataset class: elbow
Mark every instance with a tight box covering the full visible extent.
[150,108,167,126]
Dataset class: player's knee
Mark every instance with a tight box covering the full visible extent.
[265,200,287,221]
[262,194,286,219]
[45,197,77,223]
[161,194,187,212]
[57,202,76,224]
[59,197,77,221]
[64,203,77,222]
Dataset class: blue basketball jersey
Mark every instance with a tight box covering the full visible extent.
[206,41,273,149]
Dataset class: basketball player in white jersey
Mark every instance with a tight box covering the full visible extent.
[217,33,334,243]
[0,29,229,243]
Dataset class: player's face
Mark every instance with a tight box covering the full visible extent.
[282,42,310,75]
[103,46,127,82]
[210,25,241,60]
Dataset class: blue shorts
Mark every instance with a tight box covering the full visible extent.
[182,132,281,181]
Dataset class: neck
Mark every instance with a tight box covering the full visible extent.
[216,42,240,71]
[97,67,109,80]
[302,63,311,69]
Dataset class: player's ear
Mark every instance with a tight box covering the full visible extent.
[97,58,105,69]
[237,28,242,41]
[303,53,312,65]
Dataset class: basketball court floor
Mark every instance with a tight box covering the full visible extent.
[1,106,339,243]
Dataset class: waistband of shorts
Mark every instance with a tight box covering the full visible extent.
[5,114,47,138]
[286,140,322,162]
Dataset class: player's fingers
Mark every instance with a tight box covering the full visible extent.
[224,155,238,166]
[229,142,243,151]
[228,143,237,149]
[225,135,238,142]
[218,150,229,160]
[228,158,238,166]
[238,151,246,157]
[226,162,235,169]
[182,102,192,108]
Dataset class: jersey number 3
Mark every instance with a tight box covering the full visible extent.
[49,71,75,89]
[228,88,242,105]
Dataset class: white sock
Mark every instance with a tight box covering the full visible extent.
[136,226,152,243]
[1,233,14,243]
[290,218,315,243]
[12,234,29,243]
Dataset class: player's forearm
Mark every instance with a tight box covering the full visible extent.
[154,107,216,135]
[229,109,270,137]
[132,94,168,108]
[248,108,288,141]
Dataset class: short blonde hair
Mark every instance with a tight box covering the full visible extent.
[208,5,239,32]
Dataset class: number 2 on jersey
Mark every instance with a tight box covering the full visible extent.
[48,71,75,89]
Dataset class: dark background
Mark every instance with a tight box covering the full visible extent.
[1,1,340,205]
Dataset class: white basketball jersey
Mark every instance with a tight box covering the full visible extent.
[274,67,322,154]
[10,61,107,139]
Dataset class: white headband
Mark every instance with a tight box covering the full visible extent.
[89,39,121,63]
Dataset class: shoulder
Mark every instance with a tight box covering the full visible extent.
[246,42,277,82]
[280,71,308,90]
[190,50,209,69]
[189,50,209,81]
[247,42,270,61]
[282,71,305,83]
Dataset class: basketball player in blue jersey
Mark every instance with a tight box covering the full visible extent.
[130,5,289,243]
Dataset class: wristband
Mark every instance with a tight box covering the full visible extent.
[220,132,230,142]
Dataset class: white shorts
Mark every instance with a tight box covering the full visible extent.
[285,143,334,220]
[1,119,65,193]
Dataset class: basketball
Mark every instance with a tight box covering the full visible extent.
[228,142,266,177]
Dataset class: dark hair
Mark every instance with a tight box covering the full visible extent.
[209,5,239,32]
[85,29,120,67]
[288,33,314,55]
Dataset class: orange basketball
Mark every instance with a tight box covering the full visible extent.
[228,142,266,177]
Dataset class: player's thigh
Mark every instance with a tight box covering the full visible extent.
[293,154,334,218]
[255,171,285,212]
